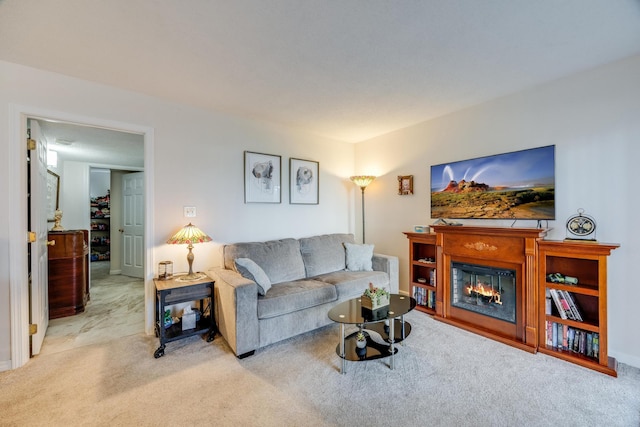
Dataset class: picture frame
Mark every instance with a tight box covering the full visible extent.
[47,170,60,221]
[244,151,281,203]
[398,175,413,195]
[290,158,319,204]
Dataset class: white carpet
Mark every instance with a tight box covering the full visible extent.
[1,311,638,426]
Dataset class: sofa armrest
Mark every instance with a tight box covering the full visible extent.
[372,253,399,294]
[208,267,260,357]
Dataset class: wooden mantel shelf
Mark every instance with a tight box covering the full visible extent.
[430,224,549,239]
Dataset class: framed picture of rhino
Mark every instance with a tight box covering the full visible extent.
[290,158,319,204]
[244,151,282,203]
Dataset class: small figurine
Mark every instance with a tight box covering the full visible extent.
[51,209,64,231]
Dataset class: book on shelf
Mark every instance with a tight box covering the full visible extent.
[545,289,552,315]
[545,321,599,359]
[412,286,435,309]
[549,289,568,320]
[560,290,583,322]
[429,269,436,286]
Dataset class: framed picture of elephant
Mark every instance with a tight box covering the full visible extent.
[290,158,319,205]
[244,151,281,203]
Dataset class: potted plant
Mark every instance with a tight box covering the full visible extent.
[361,283,390,310]
[355,331,367,349]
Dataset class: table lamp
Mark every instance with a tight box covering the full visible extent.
[167,222,212,281]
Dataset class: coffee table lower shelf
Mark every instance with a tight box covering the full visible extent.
[335,319,412,363]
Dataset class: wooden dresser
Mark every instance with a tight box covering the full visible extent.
[48,230,89,319]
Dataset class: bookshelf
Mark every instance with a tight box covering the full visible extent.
[90,192,110,262]
[537,240,619,376]
[404,232,439,315]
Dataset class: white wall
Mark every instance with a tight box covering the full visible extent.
[2,54,639,370]
[0,60,356,368]
[355,54,640,368]
[89,168,110,199]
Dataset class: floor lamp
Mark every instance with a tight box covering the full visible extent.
[350,175,376,243]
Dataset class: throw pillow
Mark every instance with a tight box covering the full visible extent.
[235,258,272,295]
[344,242,374,271]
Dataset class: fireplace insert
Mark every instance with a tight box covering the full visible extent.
[451,262,516,324]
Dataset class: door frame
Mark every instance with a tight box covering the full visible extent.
[9,104,155,369]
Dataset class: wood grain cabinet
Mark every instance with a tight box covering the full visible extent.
[404,232,440,315]
[48,230,89,319]
[537,240,619,376]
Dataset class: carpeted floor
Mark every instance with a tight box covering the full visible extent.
[1,309,639,426]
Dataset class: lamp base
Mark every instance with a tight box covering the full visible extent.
[175,272,207,282]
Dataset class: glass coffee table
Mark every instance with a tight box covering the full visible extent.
[328,294,416,374]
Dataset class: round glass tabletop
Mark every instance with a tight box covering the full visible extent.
[328,294,416,324]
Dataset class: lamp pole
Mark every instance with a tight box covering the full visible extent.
[350,175,376,244]
[360,186,366,243]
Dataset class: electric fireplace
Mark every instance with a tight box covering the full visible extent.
[432,225,546,351]
[451,262,516,324]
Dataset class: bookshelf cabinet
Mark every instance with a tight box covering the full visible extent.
[537,240,619,376]
[404,232,440,315]
[90,192,110,262]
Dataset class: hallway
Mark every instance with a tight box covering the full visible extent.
[39,261,144,356]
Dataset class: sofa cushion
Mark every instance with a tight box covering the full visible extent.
[344,242,374,271]
[313,270,389,299]
[235,258,272,295]
[299,233,355,277]
[257,280,337,319]
[224,238,306,285]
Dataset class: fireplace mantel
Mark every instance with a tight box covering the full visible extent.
[431,225,548,352]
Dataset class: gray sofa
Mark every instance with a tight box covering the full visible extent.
[208,233,399,358]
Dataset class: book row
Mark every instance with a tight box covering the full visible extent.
[546,288,583,321]
[545,320,599,360]
[413,286,435,309]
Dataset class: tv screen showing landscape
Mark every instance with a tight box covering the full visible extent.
[430,145,555,220]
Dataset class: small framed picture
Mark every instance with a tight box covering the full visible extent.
[290,158,319,204]
[398,175,413,195]
[245,151,281,203]
[47,170,60,221]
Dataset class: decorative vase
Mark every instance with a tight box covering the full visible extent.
[356,338,366,349]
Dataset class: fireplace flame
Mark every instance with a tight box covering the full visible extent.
[465,282,502,305]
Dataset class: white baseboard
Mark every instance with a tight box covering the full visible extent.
[110,269,122,275]
[610,350,640,370]
[0,359,13,372]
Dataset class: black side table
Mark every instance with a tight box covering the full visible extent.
[153,275,216,358]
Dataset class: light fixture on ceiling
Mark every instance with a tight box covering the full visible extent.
[54,138,74,146]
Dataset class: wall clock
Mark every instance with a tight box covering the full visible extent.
[565,208,597,241]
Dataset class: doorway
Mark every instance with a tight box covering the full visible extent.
[36,121,145,355]
[8,106,154,369]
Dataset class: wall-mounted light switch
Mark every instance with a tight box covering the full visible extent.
[184,206,196,217]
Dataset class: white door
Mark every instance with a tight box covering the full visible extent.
[29,120,49,355]
[122,172,144,278]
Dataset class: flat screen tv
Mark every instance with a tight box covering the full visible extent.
[430,145,555,220]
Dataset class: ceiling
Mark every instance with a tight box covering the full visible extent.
[3,0,640,146]
[36,120,144,168]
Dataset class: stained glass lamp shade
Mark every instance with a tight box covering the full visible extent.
[167,223,212,281]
